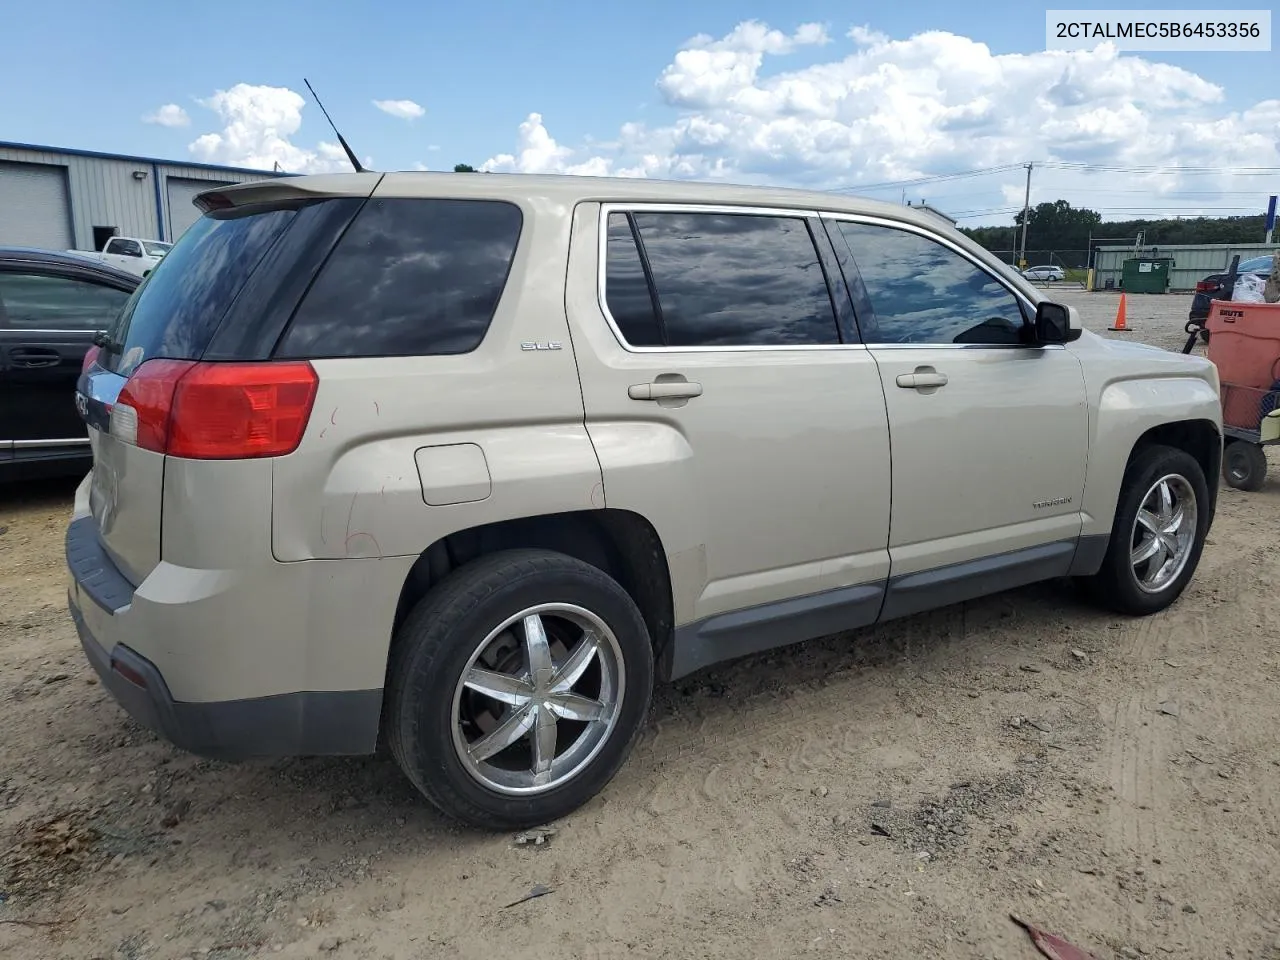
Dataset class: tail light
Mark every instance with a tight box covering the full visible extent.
[81,344,101,373]
[1195,281,1219,293]
[112,359,318,459]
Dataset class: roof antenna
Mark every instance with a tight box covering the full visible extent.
[303,78,364,173]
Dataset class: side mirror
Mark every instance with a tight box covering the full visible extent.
[1034,301,1082,344]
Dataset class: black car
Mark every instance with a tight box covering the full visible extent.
[0,248,139,481]
[1188,254,1275,322]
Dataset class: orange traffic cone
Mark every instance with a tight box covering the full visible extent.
[1108,292,1130,332]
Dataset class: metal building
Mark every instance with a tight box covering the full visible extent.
[0,141,286,252]
[1092,242,1277,292]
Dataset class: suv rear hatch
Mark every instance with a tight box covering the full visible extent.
[77,174,381,586]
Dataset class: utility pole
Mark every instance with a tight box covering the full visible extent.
[1018,162,1032,270]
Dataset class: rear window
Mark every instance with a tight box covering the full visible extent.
[102,206,298,376]
[274,198,523,359]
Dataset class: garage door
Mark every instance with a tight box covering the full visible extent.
[167,178,232,239]
[0,161,73,250]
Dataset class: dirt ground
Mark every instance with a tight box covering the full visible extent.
[2,289,1278,960]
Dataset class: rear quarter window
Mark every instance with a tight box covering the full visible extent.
[274,198,523,359]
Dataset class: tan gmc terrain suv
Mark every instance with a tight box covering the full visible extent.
[67,172,1223,829]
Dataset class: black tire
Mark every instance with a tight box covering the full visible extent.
[1083,444,1210,616]
[1223,439,1268,492]
[385,549,654,830]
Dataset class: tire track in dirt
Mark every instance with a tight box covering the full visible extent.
[1098,520,1279,947]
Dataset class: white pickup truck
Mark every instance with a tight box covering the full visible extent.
[69,236,173,278]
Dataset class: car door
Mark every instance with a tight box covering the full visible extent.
[565,202,892,670]
[0,265,133,454]
[824,215,1089,618]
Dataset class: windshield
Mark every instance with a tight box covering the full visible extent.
[1238,255,1275,272]
[102,207,298,377]
[142,241,173,257]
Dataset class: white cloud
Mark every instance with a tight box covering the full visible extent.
[143,104,190,127]
[187,83,350,173]
[373,98,425,120]
[479,22,1280,222]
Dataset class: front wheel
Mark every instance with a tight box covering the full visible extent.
[1083,444,1210,616]
[1223,439,1268,491]
[385,549,655,829]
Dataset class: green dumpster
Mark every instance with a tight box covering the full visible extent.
[1120,257,1174,293]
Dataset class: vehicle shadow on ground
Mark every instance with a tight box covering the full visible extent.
[0,475,81,515]
[43,577,1106,855]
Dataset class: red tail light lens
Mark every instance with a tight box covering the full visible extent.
[1195,281,1218,293]
[113,359,195,453]
[113,360,318,459]
[81,344,101,373]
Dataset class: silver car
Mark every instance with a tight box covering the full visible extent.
[68,171,1222,829]
[1022,264,1066,281]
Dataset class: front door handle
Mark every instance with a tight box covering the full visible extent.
[896,369,948,389]
[628,380,703,401]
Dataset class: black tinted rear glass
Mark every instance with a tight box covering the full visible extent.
[275,198,523,359]
[102,206,298,376]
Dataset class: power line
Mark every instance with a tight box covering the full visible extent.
[833,159,1280,195]
[829,163,1025,192]
[1038,160,1280,176]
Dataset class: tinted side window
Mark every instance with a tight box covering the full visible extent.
[836,222,1027,345]
[277,198,522,359]
[624,212,840,348]
[603,213,663,347]
[114,240,142,257]
[0,272,131,331]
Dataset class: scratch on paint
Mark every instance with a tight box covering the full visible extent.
[373,400,380,416]
[330,407,339,426]
[319,506,327,545]
[344,493,358,544]
[344,531,383,558]
[342,492,383,557]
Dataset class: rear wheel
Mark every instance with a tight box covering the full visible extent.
[386,549,654,829]
[1083,444,1209,616]
[1223,439,1267,492]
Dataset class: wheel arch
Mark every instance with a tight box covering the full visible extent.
[1081,372,1222,543]
[1130,418,1222,501]
[1076,414,1221,574]
[386,508,676,688]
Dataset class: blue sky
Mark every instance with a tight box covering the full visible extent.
[3,1,1277,224]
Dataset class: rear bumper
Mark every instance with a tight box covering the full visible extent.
[66,514,384,760]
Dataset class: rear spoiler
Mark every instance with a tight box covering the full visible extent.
[194,172,384,214]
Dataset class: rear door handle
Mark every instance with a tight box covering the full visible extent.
[9,348,62,369]
[628,380,703,401]
[895,370,948,389]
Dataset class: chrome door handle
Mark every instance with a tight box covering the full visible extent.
[628,381,703,401]
[896,370,948,389]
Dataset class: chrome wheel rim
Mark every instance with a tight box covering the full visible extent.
[1129,473,1198,594]
[450,603,625,796]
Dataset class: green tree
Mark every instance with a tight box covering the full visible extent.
[453,163,477,173]
[961,200,1267,267]
[1014,199,1103,253]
